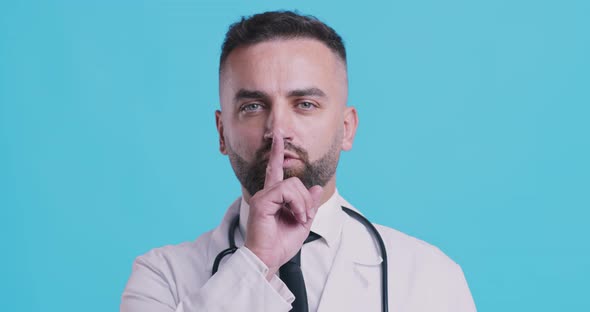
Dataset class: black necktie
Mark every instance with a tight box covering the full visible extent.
[279,232,322,312]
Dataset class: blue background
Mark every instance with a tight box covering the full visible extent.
[1,0,588,311]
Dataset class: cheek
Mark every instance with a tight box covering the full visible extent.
[302,120,341,160]
[226,125,264,158]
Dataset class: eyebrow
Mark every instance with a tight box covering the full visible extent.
[287,87,326,98]
[234,89,269,102]
[234,87,327,102]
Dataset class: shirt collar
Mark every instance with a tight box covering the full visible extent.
[239,189,345,248]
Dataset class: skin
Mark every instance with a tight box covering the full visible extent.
[215,38,359,279]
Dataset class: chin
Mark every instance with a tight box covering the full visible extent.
[283,166,305,179]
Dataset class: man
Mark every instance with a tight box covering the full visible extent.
[121,11,476,312]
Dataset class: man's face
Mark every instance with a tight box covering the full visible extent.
[216,38,357,197]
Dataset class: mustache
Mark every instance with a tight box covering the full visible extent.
[253,140,310,164]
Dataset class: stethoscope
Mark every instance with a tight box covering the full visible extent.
[211,206,389,312]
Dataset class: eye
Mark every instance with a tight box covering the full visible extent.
[297,101,317,110]
[240,103,264,113]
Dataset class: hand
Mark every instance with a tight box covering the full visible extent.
[244,133,324,280]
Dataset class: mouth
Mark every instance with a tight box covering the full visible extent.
[261,151,301,162]
[283,152,300,161]
[282,155,302,167]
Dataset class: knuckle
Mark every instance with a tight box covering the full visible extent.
[274,180,287,190]
[250,190,267,205]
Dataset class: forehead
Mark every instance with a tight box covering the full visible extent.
[219,38,347,100]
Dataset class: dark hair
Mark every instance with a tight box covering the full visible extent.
[219,10,346,72]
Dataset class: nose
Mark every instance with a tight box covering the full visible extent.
[263,103,294,142]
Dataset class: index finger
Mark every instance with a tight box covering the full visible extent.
[264,133,284,188]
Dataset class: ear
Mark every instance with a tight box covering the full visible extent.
[341,106,358,151]
[215,110,228,155]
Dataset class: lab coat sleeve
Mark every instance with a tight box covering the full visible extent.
[120,246,294,312]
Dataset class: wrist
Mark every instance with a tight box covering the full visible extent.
[244,244,279,273]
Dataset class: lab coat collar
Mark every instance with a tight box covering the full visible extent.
[238,189,344,248]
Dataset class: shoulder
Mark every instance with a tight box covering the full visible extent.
[133,199,241,272]
[373,224,476,308]
[375,224,458,263]
[373,223,464,279]
[337,195,461,271]
[132,230,215,277]
[122,231,223,306]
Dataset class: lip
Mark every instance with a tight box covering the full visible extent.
[283,151,300,160]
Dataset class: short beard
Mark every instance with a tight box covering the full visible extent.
[227,137,340,197]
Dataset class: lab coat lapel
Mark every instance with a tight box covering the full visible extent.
[317,210,384,312]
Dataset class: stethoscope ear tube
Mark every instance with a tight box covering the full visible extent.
[211,215,240,275]
[212,246,238,275]
[341,207,388,312]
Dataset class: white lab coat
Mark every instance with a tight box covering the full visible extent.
[121,197,477,312]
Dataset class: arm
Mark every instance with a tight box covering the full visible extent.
[120,247,294,312]
[121,134,322,311]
